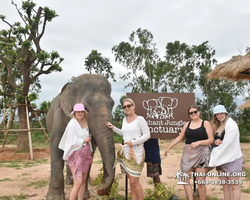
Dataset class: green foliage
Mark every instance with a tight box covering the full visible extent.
[1,193,28,200]
[0,0,63,103]
[240,135,250,143]
[241,187,250,193]
[112,28,165,93]
[165,41,198,93]
[90,167,122,199]
[113,133,122,144]
[0,178,11,182]
[113,29,248,121]
[25,179,48,189]
[85,50,116,82]
[165,40,247,121]
[112,95,126,129]
[144,182,177,200]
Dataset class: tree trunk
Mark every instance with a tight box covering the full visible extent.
[17,103,29,151]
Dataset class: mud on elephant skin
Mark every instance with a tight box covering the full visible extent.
[46,74,115,200]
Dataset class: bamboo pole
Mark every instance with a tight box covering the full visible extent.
[31,107,50,142]
[0,107,11,126]
[25,99,33,160]
[0,128,46,132]
[2,107,16,148]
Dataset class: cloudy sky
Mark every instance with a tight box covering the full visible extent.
[1,0,250,108]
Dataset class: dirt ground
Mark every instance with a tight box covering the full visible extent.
[0,141,249,200]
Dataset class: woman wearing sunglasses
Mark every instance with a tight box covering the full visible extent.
[106,98,150,200]
[164,105,214,200]
[209,105,242,200]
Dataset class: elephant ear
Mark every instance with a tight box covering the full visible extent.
[59,82,74,116]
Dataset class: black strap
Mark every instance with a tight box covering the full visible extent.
[220,130,225,140]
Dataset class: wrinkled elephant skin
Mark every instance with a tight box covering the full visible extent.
[46,74,115,200]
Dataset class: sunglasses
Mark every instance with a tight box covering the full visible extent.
[189,110,198,115]
[122,104,133,109]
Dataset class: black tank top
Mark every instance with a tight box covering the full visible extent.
[185,120,208,144]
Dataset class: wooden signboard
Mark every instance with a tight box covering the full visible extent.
[126,93,195,138]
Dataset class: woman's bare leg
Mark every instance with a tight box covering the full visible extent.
[128,174,144,200]
[183,169,193,200]
[195,167,208,200]
[69,165,82,200]
[78,173,88,200]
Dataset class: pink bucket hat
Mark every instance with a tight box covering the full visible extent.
[70,103,87,115]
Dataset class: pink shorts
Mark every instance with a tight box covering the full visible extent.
[68,143,92,180]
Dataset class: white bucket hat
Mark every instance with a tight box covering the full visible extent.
[213,105,228,115]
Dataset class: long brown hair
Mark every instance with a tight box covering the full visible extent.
[211,114,228,134]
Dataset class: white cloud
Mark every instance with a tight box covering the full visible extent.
[1,0,249,108]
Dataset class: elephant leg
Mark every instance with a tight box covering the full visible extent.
[46,138,65,200]
[65,165,73,185]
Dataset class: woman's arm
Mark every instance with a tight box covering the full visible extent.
[105,121,124,136]
[164,122,187,156]
[131,117,150,146]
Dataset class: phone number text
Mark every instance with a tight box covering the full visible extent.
[194,180,243,185]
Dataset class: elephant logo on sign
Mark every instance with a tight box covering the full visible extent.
[142,99,159,119]
[142,96,178,120]
[158,96,178,119]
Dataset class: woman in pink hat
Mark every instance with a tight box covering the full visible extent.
[59,103,92,200]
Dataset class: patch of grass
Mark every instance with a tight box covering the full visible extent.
[0,196,12,200]
[0,159,48,168]
[146,179,154,185]
[241,186,250,193]
[240,135,250,143]
[0,193,28,200]
[209,195,219,200]
[25,179,49,189]
[0,178,11,182]
[89,167,122,199]
[144,182,177,200]
[0,162,22,168]
[242,167,250,181]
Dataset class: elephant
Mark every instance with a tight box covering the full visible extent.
[46,74,115,200]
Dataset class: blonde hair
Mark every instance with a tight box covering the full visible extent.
[123,98,135,106]
[211,114,228,135]
[73,111,88,128]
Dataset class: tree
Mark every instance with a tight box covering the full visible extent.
[165,41,247,120]
[0,0,63,151]
[84,50,116,82]
[164,41,197,93]
[112,95,126,128]
[112,28,166,93]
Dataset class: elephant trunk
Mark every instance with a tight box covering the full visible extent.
[88,113,115,196]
